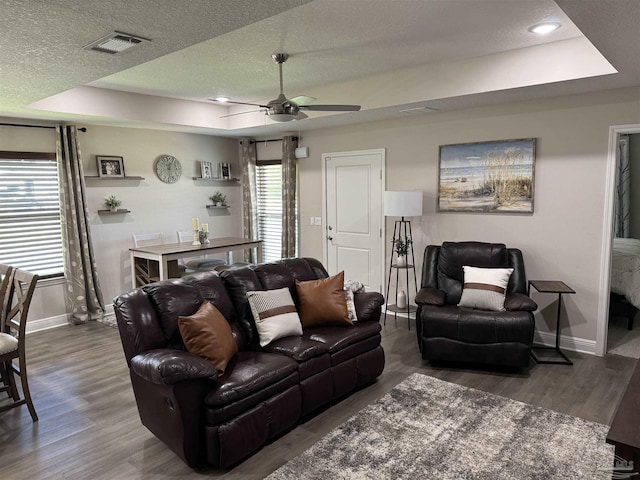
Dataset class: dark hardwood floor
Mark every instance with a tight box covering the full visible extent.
[0,317,635,479]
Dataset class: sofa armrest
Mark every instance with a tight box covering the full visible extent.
[131,348,218,386]
[415,287,445,306]
[354,292,385,322]
[504,293,537,312]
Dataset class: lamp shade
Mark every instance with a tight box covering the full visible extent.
[384,191,423,217]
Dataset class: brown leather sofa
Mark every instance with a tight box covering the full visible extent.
[416,242,537,368]
[113,257,385,468]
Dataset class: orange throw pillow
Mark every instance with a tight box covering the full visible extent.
[178,301,238,375]
[296,271,352,328]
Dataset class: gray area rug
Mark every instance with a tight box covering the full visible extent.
[267,373,614,480]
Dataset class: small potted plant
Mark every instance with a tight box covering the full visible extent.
[209,191,227,207]
[394,235,412,267]
[104,195,122,212]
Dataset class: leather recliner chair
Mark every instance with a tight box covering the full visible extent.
[415,241,537,368]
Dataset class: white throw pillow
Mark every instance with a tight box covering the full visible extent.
[247,287,303,347]
[458,266,514,311]
[344,279,365,323]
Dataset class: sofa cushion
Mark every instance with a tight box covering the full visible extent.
[247,287,303,347]
[179,301,238,375]
[458,266,513,311]
[143,280,204,346]
[308,321,382,354]
[438,242,509,305]
[296,271,351,328]
[262,335,328,362]
[220,267,264,345]
[204,351,298,407]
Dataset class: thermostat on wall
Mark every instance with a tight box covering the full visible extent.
[295,146,309,159]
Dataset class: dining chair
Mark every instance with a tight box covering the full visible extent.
[0,265,39,421]
[132,232,164,248]
[176,230,225,272]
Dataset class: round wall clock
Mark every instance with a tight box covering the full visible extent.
[155,155,182,184]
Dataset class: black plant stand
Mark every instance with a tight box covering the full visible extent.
[385,217,418,330]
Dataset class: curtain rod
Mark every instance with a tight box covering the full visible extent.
[0,122,87,132]
[248,136,298,145]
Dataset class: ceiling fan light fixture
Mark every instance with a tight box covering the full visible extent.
[528,22,561,34]
[267,113,296,122]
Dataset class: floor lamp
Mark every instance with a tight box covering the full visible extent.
[384,190,423,329]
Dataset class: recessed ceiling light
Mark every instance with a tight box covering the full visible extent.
[214,97,229,103]
[528,22,561,34]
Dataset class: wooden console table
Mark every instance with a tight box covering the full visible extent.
[130,237,262,287]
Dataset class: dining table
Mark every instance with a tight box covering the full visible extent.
[129,236,263,287]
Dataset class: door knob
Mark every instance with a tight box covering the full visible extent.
[328,236,334,241]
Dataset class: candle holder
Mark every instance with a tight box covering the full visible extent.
[192,229,201,246]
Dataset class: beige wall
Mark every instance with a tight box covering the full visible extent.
[296,88,640,347]
[0,121,239,326]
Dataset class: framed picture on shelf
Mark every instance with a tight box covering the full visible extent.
[201,161,212,179]
[220,162,231,179]
[437,138,535,214]
[97,155,125,178]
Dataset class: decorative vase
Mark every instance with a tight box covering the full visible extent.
[397,289,407,309]
[198,231,209,243]
[109,206,117,212]
[396,255,407,267]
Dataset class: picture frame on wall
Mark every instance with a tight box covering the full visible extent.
[220,162,231,180]
[201,161,212,179]
[437,138,536,214]
[97,155,125,178]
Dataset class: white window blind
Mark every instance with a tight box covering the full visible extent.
[256,162,282,262]
[0,153,64,277]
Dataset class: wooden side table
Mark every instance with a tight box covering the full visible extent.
[528,280,575,365]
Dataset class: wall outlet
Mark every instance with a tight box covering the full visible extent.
[309,216,315,225]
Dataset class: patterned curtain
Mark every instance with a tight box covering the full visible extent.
[56,125,105,324]
[615,135,631,238]
[240,138,258,262]
[281,136,298,258]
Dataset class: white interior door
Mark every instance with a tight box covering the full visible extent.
[323,149,385,292]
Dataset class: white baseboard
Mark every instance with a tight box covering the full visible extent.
[26,303,116,334]
[533,330,597,356]
[26,313,69,333]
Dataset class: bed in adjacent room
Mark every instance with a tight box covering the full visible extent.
[611,237,640,329]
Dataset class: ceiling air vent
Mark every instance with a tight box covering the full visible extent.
[83,32,150,54]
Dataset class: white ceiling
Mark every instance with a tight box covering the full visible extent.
[1,0,639,137]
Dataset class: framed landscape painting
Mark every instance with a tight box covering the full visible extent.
[438,138,536,214]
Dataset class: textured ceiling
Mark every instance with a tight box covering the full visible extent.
[1,0,639,137]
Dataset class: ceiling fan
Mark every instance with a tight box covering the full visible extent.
[211,53,361,122]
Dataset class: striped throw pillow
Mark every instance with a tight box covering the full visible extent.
[458,266,514,311]
[247,287,303,347]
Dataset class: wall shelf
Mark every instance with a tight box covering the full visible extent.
[97,209,131,214]
[192,177,239,184]
[206,205,230,210]
[85,176,145,181]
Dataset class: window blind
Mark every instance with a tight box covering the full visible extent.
[256,163,282,262]
[0,153,64,277]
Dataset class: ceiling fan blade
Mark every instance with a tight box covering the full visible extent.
[300,104,361,112]
[295,112,309,120]
[220,109,263,118]
[209,99,268,108]
[289,95,316,105]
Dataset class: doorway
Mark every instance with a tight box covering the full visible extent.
[597,124,640,356]
[322,149,385,292]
